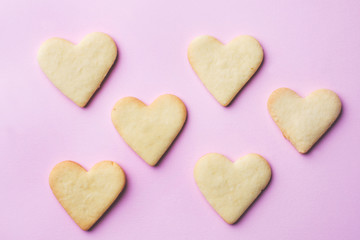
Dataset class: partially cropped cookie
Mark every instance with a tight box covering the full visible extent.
[194,153,271,224]
[38,32,117,107]
[111,94,187,166]
[49,161,126,230]
[188,35,263,106]
[267,88,342,153]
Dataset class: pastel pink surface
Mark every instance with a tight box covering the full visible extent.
[1,0,360,239]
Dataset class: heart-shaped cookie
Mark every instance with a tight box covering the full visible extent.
[188,35,263,106]
[38,32,117,107]
[194,153,271,224]
[111,94,187,166]
[267,88,342,153]
[49,161,126,230]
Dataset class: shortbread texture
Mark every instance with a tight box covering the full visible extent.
[268,88,342,153]
[38,32,117,107]
[188,35,263,106]
[194,153,271,224]
[111,94,187,166]
[49,161,126,230]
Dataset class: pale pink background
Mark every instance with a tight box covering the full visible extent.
[1,0,360,239]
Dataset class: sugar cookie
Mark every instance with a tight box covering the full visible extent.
[38,32,117,107]
[188,35,263,106]
[111,94,187,166]
[49,161,125,230]
[267,88,342,153]
[194,153,271,224]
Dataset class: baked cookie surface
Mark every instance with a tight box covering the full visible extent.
[188,35,263,106]
[49,161,126,230]
[111,94,187,166]
[194,153,271,224]
[38,32,117,107]
[268,88,342,153]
